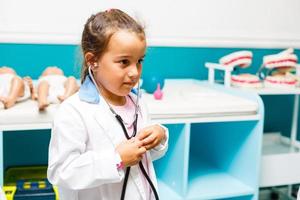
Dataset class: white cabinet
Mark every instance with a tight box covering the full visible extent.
[144,80,264,199]
[205,62,300,188]
[0,79,264,199]
[242,87,300,187]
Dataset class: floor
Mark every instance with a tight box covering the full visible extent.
[259,185,299,200]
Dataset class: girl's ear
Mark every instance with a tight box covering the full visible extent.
[91,62,98,71]
[84,52,96,67]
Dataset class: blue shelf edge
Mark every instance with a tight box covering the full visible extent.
[187,171,255,199]
[158,180,183,200]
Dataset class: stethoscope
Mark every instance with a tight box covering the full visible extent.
[88,66,159,200]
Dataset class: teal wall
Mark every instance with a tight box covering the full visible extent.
[1,43,299,169]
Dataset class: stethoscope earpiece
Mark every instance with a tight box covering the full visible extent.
[88,62,98,71]
[92,63,98,69]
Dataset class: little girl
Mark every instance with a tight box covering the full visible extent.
[47,9,168,200]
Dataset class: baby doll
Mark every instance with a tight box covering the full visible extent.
[37,66,79,110]
[0,66,34,109]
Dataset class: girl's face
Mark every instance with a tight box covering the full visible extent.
[93,30,146,104]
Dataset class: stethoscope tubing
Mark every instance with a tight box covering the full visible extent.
[88,67,159,200]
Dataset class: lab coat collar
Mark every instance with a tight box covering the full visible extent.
[79,75,138,104]
[79,75,100,104]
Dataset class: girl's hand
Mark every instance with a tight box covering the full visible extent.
[116,138,146,167]
[137,125,166,150]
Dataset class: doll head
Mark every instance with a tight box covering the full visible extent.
[0,66,16,75]
[42,66,64,76]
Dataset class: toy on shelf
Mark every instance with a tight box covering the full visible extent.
[37,66,79,110]
[205,50,263,88]
[206,48,300,89]
[153,83,163,100]
[231,73,263,88]
[3,166,58,200]
[142,74,165,94]
[142,74,165,100]
[263,48,297,69]
[221,50,263,88]
[219,50,252,68]
[264,74,298,89]
[0,66,35,109]
[258,48,299,89]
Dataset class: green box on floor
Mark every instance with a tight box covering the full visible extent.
[3,166,59,200]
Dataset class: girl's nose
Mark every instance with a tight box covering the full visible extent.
[128,65,139,78]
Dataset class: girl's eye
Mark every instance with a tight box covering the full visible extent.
[119,59,129,65]
[138,58,144,64]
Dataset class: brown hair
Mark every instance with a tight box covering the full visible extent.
[80,9,145,83]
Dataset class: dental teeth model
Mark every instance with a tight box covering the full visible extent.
[219,50,253,68]
[231,74,263,88]
[262,48,299,88]
[219,51,263,88]
[263,48,298,69]
[264,74,298,89]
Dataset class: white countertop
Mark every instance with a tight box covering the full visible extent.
[0,79,260,130]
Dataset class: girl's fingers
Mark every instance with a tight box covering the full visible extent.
[144,139,159,150]
[137,128,152,140]
[142,135,155,145]
[134,139,144,148]
[138,146,147,154]
[144,144,152,150]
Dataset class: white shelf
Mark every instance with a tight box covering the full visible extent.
[262,133,300,155]
[0,100,57,132]
[144,79,259,123]
[150,114,260,124]
[0,123,52,131]
[260,133,300,187]
[235,87,300,95]
[0,79,260,131]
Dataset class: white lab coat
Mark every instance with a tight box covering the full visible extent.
[0,187,6,200]
[47,92,168,200]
